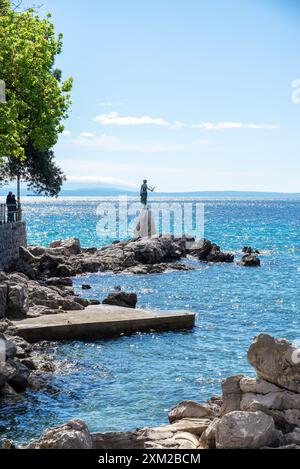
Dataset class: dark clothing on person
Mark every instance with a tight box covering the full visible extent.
[6,194,17,222]
[6,193,13,206]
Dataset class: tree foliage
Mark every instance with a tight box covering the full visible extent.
[0,0,73,162]
[1,144,66,196]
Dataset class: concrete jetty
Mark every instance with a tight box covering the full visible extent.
[13,305,196,342]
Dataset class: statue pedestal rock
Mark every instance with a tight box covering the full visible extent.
[134,209,156,238]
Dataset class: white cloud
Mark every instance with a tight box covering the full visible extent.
[80,132,95,138]
[93,113,279,130]
[193,122,279,130]
[67,175,136,188]
[73,134,188,152]
[62,130,72,137]
[94,112,170,126]
[99,102,125,107]
[291,79,300,105]
[171,120,187,129]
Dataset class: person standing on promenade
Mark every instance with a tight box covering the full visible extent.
[6,192,14,222]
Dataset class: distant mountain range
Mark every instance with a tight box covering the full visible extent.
[57,189,300,198]
[1,182,300,198]
[1,187,300,198]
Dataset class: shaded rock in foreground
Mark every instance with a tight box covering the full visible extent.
[215,411,277,449]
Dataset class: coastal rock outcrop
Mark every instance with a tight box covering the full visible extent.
[13,236,237,279]
[0,270,100,319]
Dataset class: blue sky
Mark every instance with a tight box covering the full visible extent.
[33,0,300,192]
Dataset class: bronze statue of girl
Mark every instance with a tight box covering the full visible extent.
[140,180,155,206]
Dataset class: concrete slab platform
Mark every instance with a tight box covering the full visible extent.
[12,305,196,342]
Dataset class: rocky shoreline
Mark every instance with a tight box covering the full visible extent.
[4,334,300,450]
[15,235,260,280]
[0,235,260,322]
[0,235,263,447]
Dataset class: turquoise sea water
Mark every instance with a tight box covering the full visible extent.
[1,197,300,445]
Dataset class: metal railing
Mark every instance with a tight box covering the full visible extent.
[0,203,22,224]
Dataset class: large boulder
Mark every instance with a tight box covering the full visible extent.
[45,277,73,288]
[248,334,300,393]
[239,254,261,267]
[215,411,277,449]
[239,376,283,394]
[75,257,103,274]
[50,238,81,256]
[127,236,185,265]
[7,360,30,392]
[0,357,30,394]
[6,274,29,319]
[168,400,219,423]
[25,419,93,449]
[19,246,39,265]
[55,264,76,278]
[38,253,61,272]
[27,280,84,315]
[102,290,137,309]
[240,390,300,412]
[27,246,47,257]
[189,239,234,263]
[199,418,220,449]
[220,375,243,415]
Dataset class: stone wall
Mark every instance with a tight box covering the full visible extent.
[0,222,27,270]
